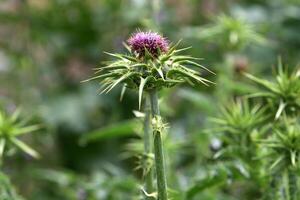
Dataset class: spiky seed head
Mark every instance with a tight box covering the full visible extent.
[127,31,169,58]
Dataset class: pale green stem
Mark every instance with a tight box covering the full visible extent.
[149,89,168,200]
[143,95,154,199]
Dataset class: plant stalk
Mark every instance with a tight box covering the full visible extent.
[287,169,298,200]
[143,95,154,198]
[149,89,168,200]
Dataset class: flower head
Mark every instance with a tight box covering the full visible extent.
[127,31,169,58]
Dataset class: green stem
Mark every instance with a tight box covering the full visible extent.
[269,174,281,200]
[143,96,154,198]
[149,89,168,200]
[287,169,298,200]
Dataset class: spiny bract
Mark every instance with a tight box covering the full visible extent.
[84,31,214,109]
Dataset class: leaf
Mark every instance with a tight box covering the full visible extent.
[138,77,150,110]
[10,108,21,123]
[120,84,127,102]
[167,39,182,56]
[32,169,74,186]
[180,60,215,75]
[245,92,275,98]
[171,69,212,86]
[80,120,139,144]
[185,171,227,199]
[275,100,286,120]
[244,73,280,94]
[172,56,203,63]
[104,52,127,60]
[291,150,297,166]
[154,67,165,80]
[269,155,284,171]
[81,73,118,83]
[141,187,157,199]
[132,110,145,118]
[10,137,40,159]
[174,46,192,54]
[97,64,129,72]
[105,73,132,93]
[12,124,40,136]
[0,139,5,158]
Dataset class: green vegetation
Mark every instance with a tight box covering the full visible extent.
[0,0,299,199]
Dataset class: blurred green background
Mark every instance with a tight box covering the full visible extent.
[0,0,299,199]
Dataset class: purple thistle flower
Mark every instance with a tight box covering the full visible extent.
[127,31,169,58]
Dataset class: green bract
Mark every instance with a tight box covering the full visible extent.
[84,41,214,109]
[0,109,40,159]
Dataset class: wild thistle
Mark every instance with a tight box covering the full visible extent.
[189,15,266,51]
[245,64,300,120]
[84,31,214,200]
[258,120,300,200]
[211,99,268,179]
[0,108,40,164]
[211,66,300,199]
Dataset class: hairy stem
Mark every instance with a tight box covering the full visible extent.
[143,96,154,198]
[149,89,168,200]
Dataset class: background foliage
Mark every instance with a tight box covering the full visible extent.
[0,0,299,199]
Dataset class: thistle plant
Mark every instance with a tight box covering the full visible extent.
[258,120,300,200]
[245,65,300,120]
[0,108,40,163]
[209,65,300,199]
[84,31,213,200]
[191,15,265,51]
[0,108,40,199]
[211,99,268,181]
[212,99,268,158]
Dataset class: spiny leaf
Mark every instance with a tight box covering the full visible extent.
[105,73,135,93]
[244,73,280,94]
[81,73,118,83]
[10,137,40,159]
[10,108,21,123]
[275,100,286,120]
[120,84,127,101]
[269,155,284,171]
[12,124,41,136]
[166,39,182,56]
[171,69,213,86]
[97,65,129,72]
[172,56,203,63]
[138,77,150,110]
[0,139,5,158]
[174,46,192,54]
[180,60,215,75]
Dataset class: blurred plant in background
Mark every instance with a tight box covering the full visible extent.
[0,0,299,199]
[0,108,39,199]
